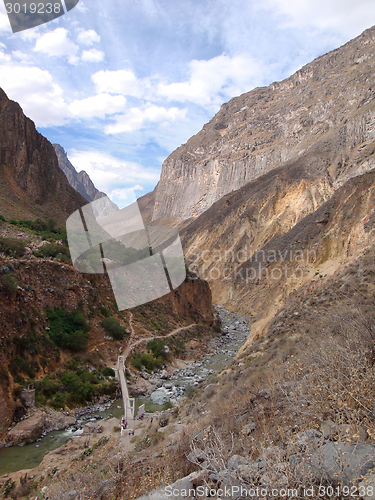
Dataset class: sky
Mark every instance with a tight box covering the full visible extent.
[0,0,375,208]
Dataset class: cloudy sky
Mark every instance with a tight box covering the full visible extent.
[0,0,375,208]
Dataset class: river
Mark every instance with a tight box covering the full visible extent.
[0,307,250,476]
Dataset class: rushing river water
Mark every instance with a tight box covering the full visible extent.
[0,307,249,476]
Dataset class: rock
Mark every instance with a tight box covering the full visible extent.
[53,144,119,216]
[83,422,103,434]
[321,420,338,440]
[290,441,375,485]
[187,449,207,463]
[150,388,170,405]
[227,454,250,470]
[260,446,287,462]
[44,412,76,432]
[160,370,169,380]
[134,471,207,500]
[4,413,45,446]
[23,247,33,255]
[241,422,256,436]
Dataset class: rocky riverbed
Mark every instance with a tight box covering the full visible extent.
[143,307,250,405]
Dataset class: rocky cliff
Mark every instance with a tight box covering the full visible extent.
[0,89,86,222]
[53,144,119,217]
[153,25,375,220]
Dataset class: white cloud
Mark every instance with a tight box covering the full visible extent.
[158,53,263,109]
[105,104,187,134]
[0,64,68,125]
[266,0,375,37]
[34,28,79,64]
[11,50,30,62]
[0,2,10,34]
[68,150,160,195]
[69,93,126,119]
[81,48,105,62]
[92,69,146,98]
[0,51,10,62]
[109,185,144,207]
[77,29,100,46]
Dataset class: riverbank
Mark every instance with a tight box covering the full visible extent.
[0,307,250,480]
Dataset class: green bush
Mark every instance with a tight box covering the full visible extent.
[100,317,127,340]
[0,237,25,257]
[0,275,18,296]
[51,392,65,410]
[37,243,70,259]
[147,339,168,359]
[8,218,67,244]
[102,367,115,377]
[131,352,164,372]
[8,357,36,379]
[46,308,90,352]
[0,214,6,222]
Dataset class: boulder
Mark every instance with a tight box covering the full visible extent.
[83,422,103,434]
[134,471,207,500]
[290,441,375,485]
[150,388,170,405]
[4,413,45,446]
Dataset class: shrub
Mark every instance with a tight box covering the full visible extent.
[8,357,36,379]
[46,308,90,352]
[100,317,127,340]
[0,237,25,257]
[147,339,168,359]
[0,275,18,296]
[37,243,70,259]
[51,392,65,410]
[0,214,6,222]
[103,367,115,377]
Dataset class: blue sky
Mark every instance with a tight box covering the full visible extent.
[1,0,375,208]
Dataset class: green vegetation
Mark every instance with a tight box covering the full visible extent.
[46,308,90,352]
[0,274,18,295]
[80,436,110,459]
[0,214,6,222]
[0,237,25,257]
[102,367,115,377]
[100,316,128,340]
[35,359,117,408]
[9,217,67,243]
[33,242,70,261]
[131,339,169,372]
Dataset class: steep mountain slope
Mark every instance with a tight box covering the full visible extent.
[153,25,375,220]
[53,144,119,216]
[0,89,86,222]
[182,166,375,341]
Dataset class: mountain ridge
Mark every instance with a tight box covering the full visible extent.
[53,144,119,217]
[153,25,375,220]
[0,88,86,222]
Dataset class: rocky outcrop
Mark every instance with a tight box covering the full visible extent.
[2,409,76,447]
[0,89,86,221]
[53,144,119,217]
[153,25,375,220]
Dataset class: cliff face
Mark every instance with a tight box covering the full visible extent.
[0,89,86,221]
[153,26,375,220]
[53,144,119,217]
